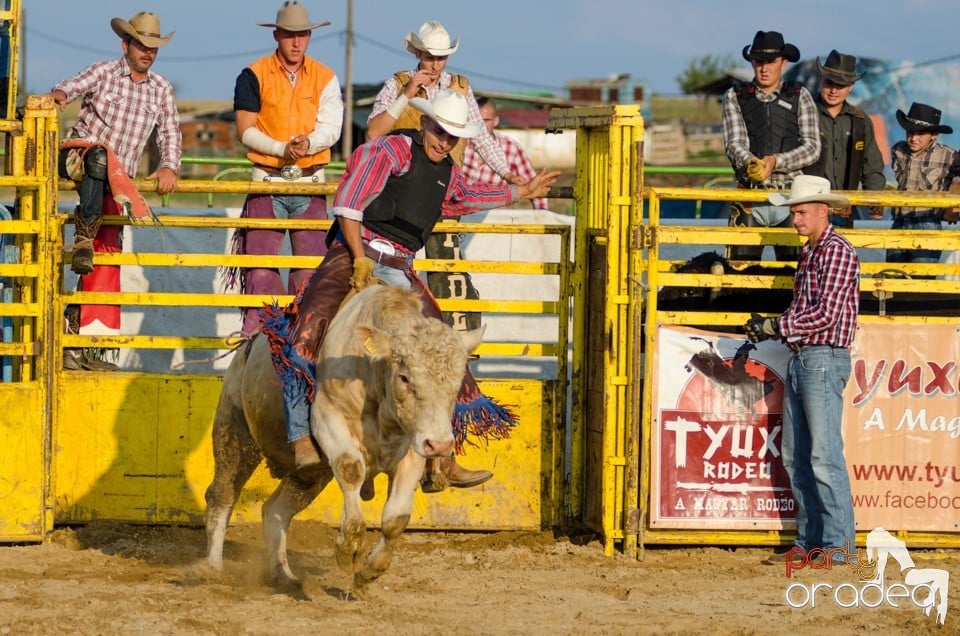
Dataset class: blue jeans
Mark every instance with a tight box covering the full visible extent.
[887,214,942,263]
[283,254,412,444]
[782,345,854,551]
[373,261,412,289]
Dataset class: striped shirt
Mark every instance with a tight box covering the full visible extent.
[369,69,510,177]
[331,134,519,256]
[722,82,820,189]
[891,140,960,217]
[462,131,548,209]
[779,224,860,349]
[53,57,181,177]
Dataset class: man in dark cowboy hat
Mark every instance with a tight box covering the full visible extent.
[722,30,820,261]
[48,11,182,370]
[888,102,960,263]
[805,50,886,227]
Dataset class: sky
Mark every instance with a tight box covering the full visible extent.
[19,0,960,102]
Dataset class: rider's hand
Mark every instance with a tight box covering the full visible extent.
[349,256,375,292]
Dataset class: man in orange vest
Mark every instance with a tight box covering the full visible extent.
[227,1,343,335]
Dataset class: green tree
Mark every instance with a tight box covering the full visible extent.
[676,53,739,94]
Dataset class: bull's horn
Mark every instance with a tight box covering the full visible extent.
[459,324,486,354]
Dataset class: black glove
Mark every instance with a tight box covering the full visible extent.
[744,313,780,343]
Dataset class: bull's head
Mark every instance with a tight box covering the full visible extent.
[355,322,484,458]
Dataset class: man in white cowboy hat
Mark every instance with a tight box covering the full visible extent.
[805,50,886,228]
[887,101,960,264]
[743,175,859,564]
[367,20,522,382]
[227,1,343,337]
[722,30,820,261]
[367,20,518,181]
[261,89,559,488]
[48,11,182,370]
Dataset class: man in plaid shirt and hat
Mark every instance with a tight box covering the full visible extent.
[49,11,182,370]
[722,30,820,262]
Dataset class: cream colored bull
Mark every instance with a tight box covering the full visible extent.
[204,285,483,596]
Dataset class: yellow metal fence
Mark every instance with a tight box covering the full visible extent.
[0,96,574,540]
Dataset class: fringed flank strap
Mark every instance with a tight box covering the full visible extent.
[453,394,517,453]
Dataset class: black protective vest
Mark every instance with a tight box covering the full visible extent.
[363,130,454,252]
[735,81,803,158]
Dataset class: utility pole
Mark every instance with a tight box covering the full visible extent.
[342,0,354,158]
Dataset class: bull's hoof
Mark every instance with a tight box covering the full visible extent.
[267,569,309,600]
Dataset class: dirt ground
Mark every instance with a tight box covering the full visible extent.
[0,521,956,635]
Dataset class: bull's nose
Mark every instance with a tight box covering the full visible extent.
[422,438,454,458]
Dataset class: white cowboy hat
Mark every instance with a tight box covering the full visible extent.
[404,21,459,56]
[410,90,482,139]
[257,1,331,31]
[110,12,174,48]
[768,175,850,208]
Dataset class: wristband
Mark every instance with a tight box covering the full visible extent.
[386,94,410,120]
[240,127,286,157]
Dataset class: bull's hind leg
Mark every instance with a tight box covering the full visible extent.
[262,471,333,587]
[204,395,262,571]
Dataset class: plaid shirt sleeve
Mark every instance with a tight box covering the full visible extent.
[331,135,410,221]
[443,165,518,217]
[154,75,182,173]
[464,86,510,178]
[780,228,860,347]
[722,87,752,172]
[369,75,402,121]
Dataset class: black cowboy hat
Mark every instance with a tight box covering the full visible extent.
[896,102,953,135]
[742,31,800,63]
[816,50,865,86]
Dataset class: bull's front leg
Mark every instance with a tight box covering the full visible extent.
[353,450,424,595]
[314,407,368,576]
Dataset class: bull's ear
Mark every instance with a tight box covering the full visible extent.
[355,324,392,360]
[458,324,486,354]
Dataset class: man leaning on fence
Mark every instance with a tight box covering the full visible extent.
[226,1,343,336]
[722,30,820,262]
[48,11,182,370]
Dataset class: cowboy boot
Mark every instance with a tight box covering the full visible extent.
[62,304,84,370]
[291,435,323,481]
[420,454,493,493]
[78,349,119,372]
[71,208,101,275]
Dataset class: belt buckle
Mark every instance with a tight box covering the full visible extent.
[280,165,303,181]
[368,238,396,256]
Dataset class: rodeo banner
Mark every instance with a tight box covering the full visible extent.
[650,324,960,532]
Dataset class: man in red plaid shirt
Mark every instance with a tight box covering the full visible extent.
[745,175,859,564]
[462,97,549,210]
[49,11,182,370]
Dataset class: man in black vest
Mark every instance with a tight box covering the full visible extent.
[722,30,820,261]
[805,50,886,228]
[261,89,558,490]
